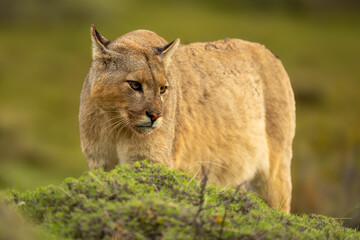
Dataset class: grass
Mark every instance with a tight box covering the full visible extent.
[4,161,360,239]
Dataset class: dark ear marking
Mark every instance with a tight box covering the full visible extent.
[91,24,110,49]
[154,40,176,55]
[154,38,180,67]
[90,24,112,60]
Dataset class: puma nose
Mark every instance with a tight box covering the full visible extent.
[146,110,162,122]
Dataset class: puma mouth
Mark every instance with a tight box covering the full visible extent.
[136,124,152,128]
[132,125,155,134]
[132,117,163,134]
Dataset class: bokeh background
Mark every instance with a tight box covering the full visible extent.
[0,0,359,229]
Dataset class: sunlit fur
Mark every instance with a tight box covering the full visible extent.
[79,26,296,213]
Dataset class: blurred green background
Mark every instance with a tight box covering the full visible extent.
[0,0,359,229]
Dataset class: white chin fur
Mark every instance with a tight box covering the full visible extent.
[152,117,162,128]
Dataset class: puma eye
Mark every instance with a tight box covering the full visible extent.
[128,81,142,91]
[160,86,167,94]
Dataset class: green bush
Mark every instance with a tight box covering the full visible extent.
[6,161,360,239]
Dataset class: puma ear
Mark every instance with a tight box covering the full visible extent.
[90,24,111,60]
[155,38,180,67]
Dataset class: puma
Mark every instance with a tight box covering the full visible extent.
[79,25,296,213]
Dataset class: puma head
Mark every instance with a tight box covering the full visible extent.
[87,25,180,134]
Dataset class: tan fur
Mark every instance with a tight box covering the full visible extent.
[79,25,296,213]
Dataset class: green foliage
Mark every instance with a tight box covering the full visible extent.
[7,161,360,239]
